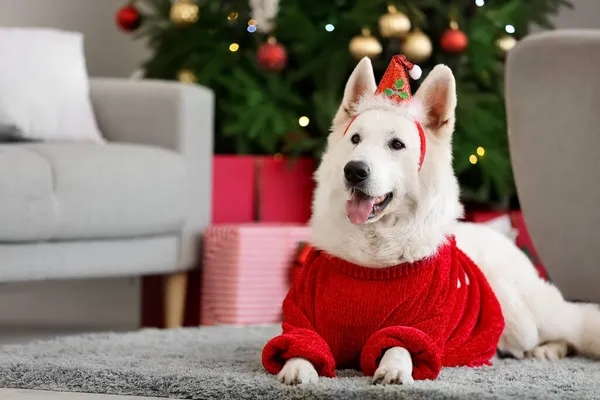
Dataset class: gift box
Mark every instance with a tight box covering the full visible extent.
[259,157,315,223]
[201,224,311,325]
[212,156,256,224]
[211,155,316,224]
[467,210,549,281]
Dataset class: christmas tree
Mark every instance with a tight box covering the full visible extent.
[118,0,571,207]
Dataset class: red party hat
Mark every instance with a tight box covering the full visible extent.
[374,54,422,102]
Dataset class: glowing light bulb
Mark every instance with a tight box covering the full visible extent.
[229,43,240,52]
[248,19,257,26]
[469,155,478,165]
[247,25,257,33]
[298,116,310,127]
[325,24,335,32]
[228,12,238,20]
[475,0,484,6]
[505,24,515,34]
[477,147,485,156]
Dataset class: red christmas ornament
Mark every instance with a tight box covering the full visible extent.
[257,37,287,72]
[116,2,141,32]
[440,21,468,54]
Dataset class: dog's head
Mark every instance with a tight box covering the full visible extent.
[311,57,462,263]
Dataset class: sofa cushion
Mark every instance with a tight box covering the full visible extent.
[0,28,104,143]
[0,143,187,242]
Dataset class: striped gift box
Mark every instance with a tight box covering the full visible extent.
[201,224,311,325]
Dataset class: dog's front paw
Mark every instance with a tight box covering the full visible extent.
[277,357,318,385]
[372,347,414,385]
[373,366,414,385]
[526,341,570,361]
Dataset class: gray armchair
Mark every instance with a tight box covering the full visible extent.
[506,30,600,304]
[0,78,214,328]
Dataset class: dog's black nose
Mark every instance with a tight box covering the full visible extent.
[344,161,370,184]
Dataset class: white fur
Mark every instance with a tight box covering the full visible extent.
[312,60,461,267]
[277,57,600,386]
[373,347,414,385]
[277,357,318,385]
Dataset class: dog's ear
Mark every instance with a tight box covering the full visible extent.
[414,65,457,137]
[332,57,376,132]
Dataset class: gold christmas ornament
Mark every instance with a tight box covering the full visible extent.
[401,30,433,63]
[170,0,199,26]
[177,69,197,84]
[496,35,517,54]
[349,28,383,60]
[378,4,411,38]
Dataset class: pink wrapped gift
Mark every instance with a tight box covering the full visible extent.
[201,224,311,325]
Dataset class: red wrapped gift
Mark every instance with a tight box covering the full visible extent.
[258,157,315,223]
[201,223,311,325]
[212,156,256,224]
[468,210,549,281]
[509,212,548,280]
[211,156,316,224]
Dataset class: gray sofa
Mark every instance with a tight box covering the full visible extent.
[0,78,214,328]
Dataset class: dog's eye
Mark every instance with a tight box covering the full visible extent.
[350,134,361,145]
[389,139,406,150]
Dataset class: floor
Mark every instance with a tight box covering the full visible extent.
[0,328,171,400]
[0,389,164,400]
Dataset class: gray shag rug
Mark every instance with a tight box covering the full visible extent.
[0,325,599,400]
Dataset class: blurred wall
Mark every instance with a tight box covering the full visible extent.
[551,0,600,29]
[0,0,149,77]
[0,278,139,330]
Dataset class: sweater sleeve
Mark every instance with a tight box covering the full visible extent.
[360,324,442,381]
[261,288,336,377]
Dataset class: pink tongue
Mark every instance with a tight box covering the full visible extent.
[346,192,376,225]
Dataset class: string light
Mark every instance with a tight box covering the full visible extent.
[475,0,484,6]
[298,116,310,127]
[469,155,478,165]
[477,146,485,156]
[325,24,335,32]
[248,19,257,26]
[505,24,515,34]
[228,12,238,20]
[229,43,240,52]
[247,25,257,33]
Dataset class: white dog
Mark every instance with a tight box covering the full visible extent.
[274,58,600,385]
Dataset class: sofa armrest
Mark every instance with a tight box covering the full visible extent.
[89,78,214,270]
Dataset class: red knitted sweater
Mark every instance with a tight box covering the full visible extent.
[262,236,505,380]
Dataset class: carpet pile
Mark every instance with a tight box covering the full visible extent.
[0,325,599,399]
